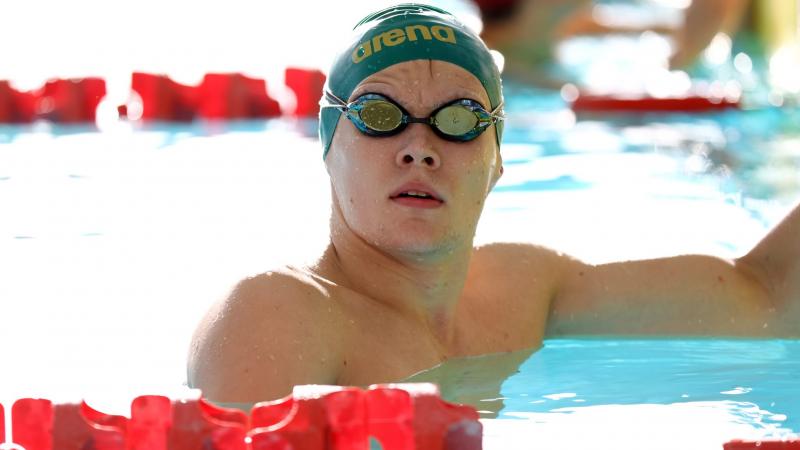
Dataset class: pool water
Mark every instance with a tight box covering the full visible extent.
[408,339,800,448]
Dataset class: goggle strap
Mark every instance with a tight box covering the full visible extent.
[320,91,349,109]
[489,100,505,122]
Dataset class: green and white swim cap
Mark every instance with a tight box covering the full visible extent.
[320,3,504,158]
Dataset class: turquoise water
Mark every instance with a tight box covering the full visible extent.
[510,339,799,431]
[408,339,800,446]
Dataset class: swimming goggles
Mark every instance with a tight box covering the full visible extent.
[321,91,504,142]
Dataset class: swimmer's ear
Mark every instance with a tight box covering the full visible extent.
[489,159,503,192]
[323,146,334,176]
[492,165,503,189]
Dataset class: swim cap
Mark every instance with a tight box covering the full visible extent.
[320,3,504,158]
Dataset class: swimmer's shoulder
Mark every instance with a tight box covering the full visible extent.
[198,267,337,328]
[188,266,345,403]
[238,265,337,302]
[472,241,579,277]
[463,243,584,348]
[469,241,586,298]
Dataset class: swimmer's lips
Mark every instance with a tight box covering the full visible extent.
[389,184,444,208]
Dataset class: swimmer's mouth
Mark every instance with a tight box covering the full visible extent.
[396,191,438,200]
[390,186,444,203]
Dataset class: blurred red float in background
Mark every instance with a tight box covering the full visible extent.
[285,67,326,117]
[37,78,107,123]
[0,71,744,124]
[1,67,328,125]
[570,92,740,113]
[724,439,800,450]
[0,80,38,123]
[131,72,199,122]
[198,73,281,120]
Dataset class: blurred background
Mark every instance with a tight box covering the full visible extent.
[0,0,476,116]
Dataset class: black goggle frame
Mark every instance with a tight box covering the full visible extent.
[321,91,504,142]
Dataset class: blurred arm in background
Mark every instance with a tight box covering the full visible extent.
[476,0,752,86]
[668,0,751,69]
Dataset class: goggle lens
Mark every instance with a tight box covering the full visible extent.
[359,99,403,132]
[433,104,480,137]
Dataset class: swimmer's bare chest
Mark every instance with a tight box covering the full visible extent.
[328,246,555,385]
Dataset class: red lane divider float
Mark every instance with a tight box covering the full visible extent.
[570,91,740,113]
[130,72,284,122]
[198,73,281,120]
[0,80,37,123]
[4,74,745,123]
[285,68,326,117]
[250,383,480,450]
[130,72,199,122]
[2,383,481,450]
[38,78,107,123]
[0,68,325,125]
[724,439,800,450]
[0,78,106,124]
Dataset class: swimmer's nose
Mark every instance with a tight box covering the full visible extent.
[395,134,441,169]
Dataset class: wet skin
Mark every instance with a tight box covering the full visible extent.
[188,60,800,406]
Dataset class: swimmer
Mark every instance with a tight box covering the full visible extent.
[475,0,594,87]
[474,0,679,87]
[188,4,800,406]
[477,0,753,85]
[669,0,751,69]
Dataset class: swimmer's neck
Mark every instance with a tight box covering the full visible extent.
[313,223,473,349]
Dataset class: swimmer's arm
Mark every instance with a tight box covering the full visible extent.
[669,0,750,69]
[735,202,800,332]
[547,203,800,337]
[187,272,342,404]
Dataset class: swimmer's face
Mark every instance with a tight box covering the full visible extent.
[326,60,503,255]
